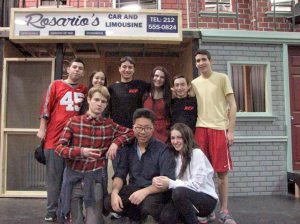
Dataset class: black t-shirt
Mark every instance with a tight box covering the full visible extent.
[170,97,198,131]
[108,80,149,128]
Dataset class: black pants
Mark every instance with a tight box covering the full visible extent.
[160,187,217,224]
[104,185,169,222]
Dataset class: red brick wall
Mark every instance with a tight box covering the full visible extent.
[21,0,300,32]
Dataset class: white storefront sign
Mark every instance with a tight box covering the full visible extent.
[10,8,182,43]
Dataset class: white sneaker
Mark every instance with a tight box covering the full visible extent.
[110,212,122,219]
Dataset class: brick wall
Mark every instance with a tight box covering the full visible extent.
[185,0,298,31]
[20,0,300,32]
[197,43,287,195]
[19,0,112,8]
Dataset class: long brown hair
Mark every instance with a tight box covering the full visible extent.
[149,66,172,119]
[170,123,198,178]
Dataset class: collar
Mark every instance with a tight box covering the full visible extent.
[84,113,104,122]
[133,137,155,152]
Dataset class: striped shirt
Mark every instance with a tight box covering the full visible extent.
[55,113,134,172]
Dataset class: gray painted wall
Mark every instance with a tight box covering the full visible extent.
[198,43,287,196]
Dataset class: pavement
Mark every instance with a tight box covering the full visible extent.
[0,195,299,224]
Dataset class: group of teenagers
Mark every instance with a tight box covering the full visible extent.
[37,49,237,224]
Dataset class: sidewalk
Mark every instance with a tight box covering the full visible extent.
[0,195,299,224]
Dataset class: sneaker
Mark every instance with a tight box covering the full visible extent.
[208,211,216,222]
[44,212,57,222]
[198,216,208,224]
[218,211,237,224]
[110,212,122,219]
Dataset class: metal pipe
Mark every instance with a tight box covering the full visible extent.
[292,0,295,31]
[217,0,219,29]
[255,0,258,30]
[236,0,239,29]
[196,0,199,28]
[273,0,276,30]
[55,43,64,80]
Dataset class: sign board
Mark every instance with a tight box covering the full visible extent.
[10,8,182,43]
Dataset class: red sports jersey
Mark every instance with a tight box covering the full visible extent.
[40,80,87,149]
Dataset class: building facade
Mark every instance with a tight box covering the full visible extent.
[0,0,299,197]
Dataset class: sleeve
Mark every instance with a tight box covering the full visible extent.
[55,118,83,159]
[159,147,176,180]
[223,75,234,96]
[168,150,207,192]
[111,121,134,148]
[113,147,129,181]
[40,81,56,119]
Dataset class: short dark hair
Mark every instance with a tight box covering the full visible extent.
[68,57,85,68]
[133,108,155,124]
[194,49,211,60]
[172,74,190,85]
[119,56,136,67]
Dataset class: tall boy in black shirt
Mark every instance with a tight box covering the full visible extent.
[107,56,149,129]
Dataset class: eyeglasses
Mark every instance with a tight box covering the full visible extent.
[134,126,153,133]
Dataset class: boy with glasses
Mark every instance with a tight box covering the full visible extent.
[104,108,175,224]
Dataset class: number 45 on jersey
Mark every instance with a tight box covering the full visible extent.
[60,91,85,111]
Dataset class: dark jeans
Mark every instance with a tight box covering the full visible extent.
[160,187,217,224]
[45,149,65,214]
[104,185,169,222]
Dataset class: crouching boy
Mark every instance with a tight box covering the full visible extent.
[55,86,134,224]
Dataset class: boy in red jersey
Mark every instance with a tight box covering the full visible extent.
[37,58,87,222]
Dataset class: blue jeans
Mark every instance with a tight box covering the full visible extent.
[45,149,65,214]
[71,182,104,224]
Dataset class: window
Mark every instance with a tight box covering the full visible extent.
[115,0,158,9]
[40,0,67,6]
[228,62,271,113]
[205,0,231,12]
[271,0,292,11]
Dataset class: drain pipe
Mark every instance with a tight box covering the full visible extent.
[186,0,190,28]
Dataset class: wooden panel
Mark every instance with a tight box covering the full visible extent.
[6,134,46,191]
[6,61,52,128]
[1,58,54,196]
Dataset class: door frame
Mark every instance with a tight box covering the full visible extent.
[288,46,300,171]
[0,58,54,197]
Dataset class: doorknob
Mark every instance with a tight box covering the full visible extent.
[291,116,294,120]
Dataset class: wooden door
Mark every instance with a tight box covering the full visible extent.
[289,47,300,170]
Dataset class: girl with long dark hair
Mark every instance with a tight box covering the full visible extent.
[143,66,172,143]
[153,123,218,224]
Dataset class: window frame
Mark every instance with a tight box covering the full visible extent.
[227,61,275,121]
[204,0,232,12]
[40,0,67,6]
[113,0,161,9]
[270,0,293,12]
